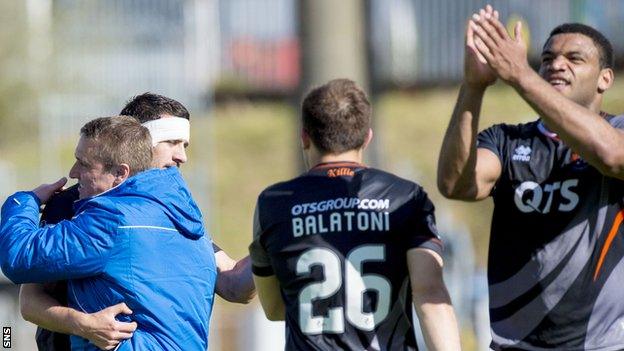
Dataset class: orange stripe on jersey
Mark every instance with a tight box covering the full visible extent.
[593,209,624,282]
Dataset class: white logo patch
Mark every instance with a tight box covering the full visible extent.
[514,179,579,214]
[512,145,531,162]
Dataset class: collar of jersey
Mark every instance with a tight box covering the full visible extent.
[537,121,559,141]
[311,161,366,170]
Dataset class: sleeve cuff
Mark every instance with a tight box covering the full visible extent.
[410,237,443,256]
[252,264,274,277]
[477,144,502,163]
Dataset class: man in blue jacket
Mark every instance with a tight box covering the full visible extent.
[20,93,254,351]
[0,116,217,350]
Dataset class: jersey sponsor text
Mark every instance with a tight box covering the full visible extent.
[514,179,579,213]
[292,211,390,237]
[291,198,390,215]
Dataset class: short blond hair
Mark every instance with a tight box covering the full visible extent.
[80,116,152,175]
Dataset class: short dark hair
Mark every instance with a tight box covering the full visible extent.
[120,93,190,123]
[80,116,152,175]
[302,79,371,154]
[546,23,614,69]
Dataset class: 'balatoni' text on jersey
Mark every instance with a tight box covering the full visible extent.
[478,115,624,351]
[250,162,442,351]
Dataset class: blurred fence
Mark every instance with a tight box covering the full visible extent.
[50,0,217,103]
[220,0,624,91]
[370,0,624,87]
[35,0,218,178]
[23,0,624,114]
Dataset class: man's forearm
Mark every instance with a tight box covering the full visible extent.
[253,274,285,321]
[438,84,487,199]
[408,249,461,350]
[1,192,48,283]
[215,255,256,303]
[513,70,624,177]
[1,192,111,283]
[20,283,87,337]
[413,290,461,351]
[20,283,137,350]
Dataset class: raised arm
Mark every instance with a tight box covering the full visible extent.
[214,251,256,304]
[0,189,115,283]
[408,248,461,351]
[20,283,137,350]
[470,8,624,179]
[438,6,502,201]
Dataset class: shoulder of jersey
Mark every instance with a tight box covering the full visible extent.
[47,184,80,207]
[257,177,300,201]
[608,114,624,126]
[41,184,79,223]
[364,167,419,187]
[258,167,425,199]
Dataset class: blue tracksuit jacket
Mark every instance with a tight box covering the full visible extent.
[0,167,217,350]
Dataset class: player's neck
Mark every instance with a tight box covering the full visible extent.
[308,149,364,169]
[584,97,603,114]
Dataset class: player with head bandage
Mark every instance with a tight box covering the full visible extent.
[142,117,190,146]
[1,115,217,351]
[19,93,255,351]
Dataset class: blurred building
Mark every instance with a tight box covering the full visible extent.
[219,0,299,94]
[369,0,624,88]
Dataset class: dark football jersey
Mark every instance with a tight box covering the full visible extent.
[250,162,442,351]
[477,115,624,350]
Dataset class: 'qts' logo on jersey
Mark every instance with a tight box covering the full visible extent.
[514,179,579,214]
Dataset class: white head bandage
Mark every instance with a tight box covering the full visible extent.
[142,117,190,147]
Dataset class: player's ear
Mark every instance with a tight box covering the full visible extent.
[113,164,131,185]
[301,129,311,150]
[597,67,614,93]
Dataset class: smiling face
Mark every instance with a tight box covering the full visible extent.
[68,136,117,199]
[538,33,611,110]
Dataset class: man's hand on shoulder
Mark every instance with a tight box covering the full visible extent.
[32,177,68,204]
[76,303,137,350]
[215,251,256,303]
